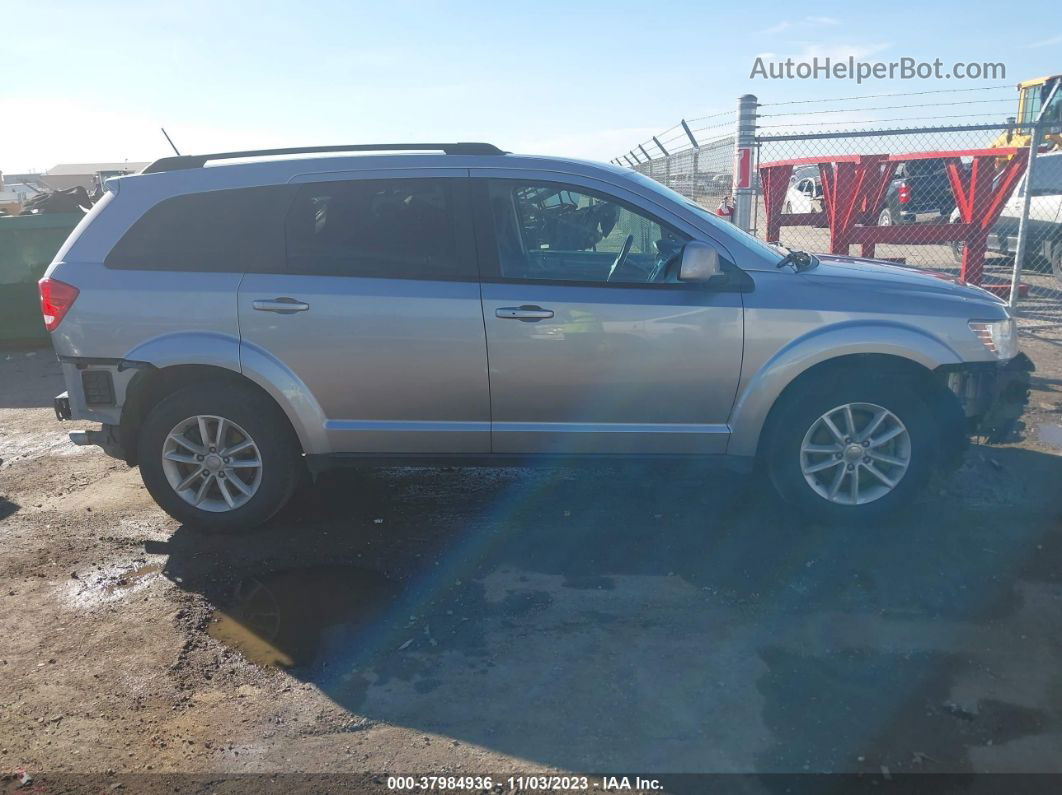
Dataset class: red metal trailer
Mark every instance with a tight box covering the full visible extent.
[758,148,1028,295]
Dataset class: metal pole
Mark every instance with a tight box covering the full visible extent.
[750,141,761,239]
[680,119,699,150]
[732,94,758,231]
[1009,123,1044,307]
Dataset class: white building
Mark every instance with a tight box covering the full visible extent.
[42,162,151,192]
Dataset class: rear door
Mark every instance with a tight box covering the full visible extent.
[471,174,744,455]
[238,171,490,454]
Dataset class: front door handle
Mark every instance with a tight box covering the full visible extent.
[252,297,310,314]
[495,305,554,321]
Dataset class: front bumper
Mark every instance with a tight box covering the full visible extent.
[941,352,1033,443]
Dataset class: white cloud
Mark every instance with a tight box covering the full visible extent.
[756,21,791,35]
[758,16,840,35]
[795,42,892,61]
[1029,34,1062,48]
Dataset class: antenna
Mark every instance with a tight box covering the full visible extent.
[160,128,181,156]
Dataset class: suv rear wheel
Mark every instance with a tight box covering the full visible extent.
[137,382,300,531]
[766,375,936,522]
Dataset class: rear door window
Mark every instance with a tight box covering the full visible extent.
[106,186,291,271]
[284,178,470,280]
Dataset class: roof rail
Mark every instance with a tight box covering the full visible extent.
[141,142,506,174]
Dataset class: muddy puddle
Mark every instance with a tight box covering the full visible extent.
[1037,423,1062,451]
[208,566,399,668]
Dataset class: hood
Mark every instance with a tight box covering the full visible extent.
[808,254,1005,305]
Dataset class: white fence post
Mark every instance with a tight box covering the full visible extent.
[732,94,758,232]
[1009,122,1043,307]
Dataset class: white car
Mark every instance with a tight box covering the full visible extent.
[950,151,1062,280]
[784,175,822,214]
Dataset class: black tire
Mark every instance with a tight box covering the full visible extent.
[784,201,792,214]
[877,207,894,226]
[137,382,301,532]
[765,374,937,523]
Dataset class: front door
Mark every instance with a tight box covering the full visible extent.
[239,174,490,454]
[473,177,744,455]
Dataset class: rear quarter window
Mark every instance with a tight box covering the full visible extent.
[105,185,293,271]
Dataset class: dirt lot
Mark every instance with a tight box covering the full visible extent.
[3,339,1062,790]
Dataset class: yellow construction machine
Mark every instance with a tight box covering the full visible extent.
[993,74,1062,152]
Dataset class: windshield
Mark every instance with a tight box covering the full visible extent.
[623,170,787,260]
[1029,154,1062,195]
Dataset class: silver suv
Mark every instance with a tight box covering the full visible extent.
[41,143,1030,530]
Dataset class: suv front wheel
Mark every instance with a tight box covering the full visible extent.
[137,382,301,531]
[766,376,936,522]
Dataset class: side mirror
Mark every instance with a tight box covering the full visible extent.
[679,241,724,283]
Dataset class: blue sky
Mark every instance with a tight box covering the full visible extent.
[2,0,1059,172]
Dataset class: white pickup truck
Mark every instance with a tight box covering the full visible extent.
[953,152,1062,281]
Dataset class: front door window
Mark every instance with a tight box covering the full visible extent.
[487,181,688,284]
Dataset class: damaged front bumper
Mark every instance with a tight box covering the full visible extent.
[940,352,1034,443]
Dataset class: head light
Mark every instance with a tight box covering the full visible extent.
[969,319,1019,359]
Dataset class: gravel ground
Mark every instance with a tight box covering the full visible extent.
[2,339,1062,791]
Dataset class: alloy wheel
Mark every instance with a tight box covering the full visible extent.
[161,415,263,512]
[799,402,911,506]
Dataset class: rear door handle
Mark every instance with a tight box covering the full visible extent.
[252,297,310,314]
[495,305,554,321]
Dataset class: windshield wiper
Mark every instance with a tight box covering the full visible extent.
[776,248,816,272]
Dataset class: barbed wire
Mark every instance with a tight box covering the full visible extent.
[756,113,1016,129]
[759,83,1013,106]
[758,98,1013,118]
[684,110,736,123]
[621,121,734,160]
[614,83,1019,162]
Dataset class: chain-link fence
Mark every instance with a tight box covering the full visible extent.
[617,101,1062,342]
[612,113,735,208]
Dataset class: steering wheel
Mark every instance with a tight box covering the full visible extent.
[647,255,669,283]
[606,235,634,282]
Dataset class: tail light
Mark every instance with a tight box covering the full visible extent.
[898,182,910,204]
[38,277,79,331]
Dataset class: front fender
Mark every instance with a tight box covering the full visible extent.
[727,321,964,458]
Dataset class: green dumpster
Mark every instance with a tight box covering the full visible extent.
[0,213,82,343]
